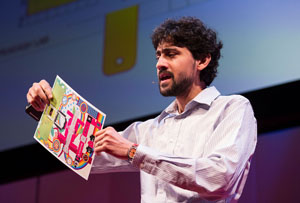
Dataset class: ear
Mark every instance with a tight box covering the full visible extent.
[196,54,211,71]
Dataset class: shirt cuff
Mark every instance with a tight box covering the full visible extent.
[131,145,159,173]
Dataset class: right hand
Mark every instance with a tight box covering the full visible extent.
[26,79,53,112]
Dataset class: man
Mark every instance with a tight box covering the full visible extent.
[27,17,257,202]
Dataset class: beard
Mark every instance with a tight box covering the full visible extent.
[159,72,194,97]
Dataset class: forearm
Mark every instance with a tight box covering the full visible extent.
[131,144,253,200]
[91,152,139,174]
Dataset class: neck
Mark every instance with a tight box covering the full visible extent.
[176,82,206,113]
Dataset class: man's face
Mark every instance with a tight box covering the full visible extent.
[155,43,198,97]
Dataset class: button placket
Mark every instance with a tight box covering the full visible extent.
[156,180,166,201]
[172,116,184,154]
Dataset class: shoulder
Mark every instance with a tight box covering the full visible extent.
[216,94,251,106]
[211,94,254,117]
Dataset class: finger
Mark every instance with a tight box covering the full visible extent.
[32,101,43,112]
[33,83,49,105]
[94,132,108,147]
[95,127,115,137]
[94,126,117,146]
[94,129,106,137]
[94,146,103,155]
[27,92,40,110]
[28,96,44,112]
[28,91,45,111]
[26,92,33,104]
[94,128,109,143]
[94,143,108,155]
[40,79,53,100]
[29,98,41,111]
[95,136,109,148]
[94,131,113,155]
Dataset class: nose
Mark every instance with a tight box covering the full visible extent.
[156,56,168,71]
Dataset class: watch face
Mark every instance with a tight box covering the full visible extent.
[129,148,136,158]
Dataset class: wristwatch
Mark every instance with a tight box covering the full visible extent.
[127,143,138,163]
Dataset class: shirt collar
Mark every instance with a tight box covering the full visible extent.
[192,86,220,107]
[158,86,220,122]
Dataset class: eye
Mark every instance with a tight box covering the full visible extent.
[166,52,176,58]
[155,51,161,60]
[165,49,179,58]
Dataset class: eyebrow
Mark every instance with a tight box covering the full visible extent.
[156,48,180,55]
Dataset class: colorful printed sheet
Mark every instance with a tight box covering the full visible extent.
[34,75,106,180]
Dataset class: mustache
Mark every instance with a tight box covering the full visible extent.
[158,70,174,80]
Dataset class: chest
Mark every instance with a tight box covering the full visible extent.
[145,113,216,157]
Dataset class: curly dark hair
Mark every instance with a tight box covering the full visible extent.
[151,16,223,86]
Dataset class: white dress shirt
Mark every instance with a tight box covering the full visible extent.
[92,86,257,203]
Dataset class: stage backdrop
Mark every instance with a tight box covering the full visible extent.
[0,0,300,151]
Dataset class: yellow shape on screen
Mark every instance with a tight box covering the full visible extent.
[103,5,138,75]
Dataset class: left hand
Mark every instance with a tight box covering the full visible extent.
[94,126,134,160]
